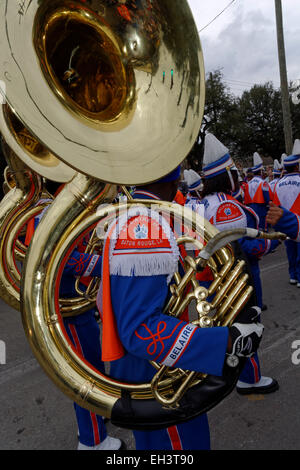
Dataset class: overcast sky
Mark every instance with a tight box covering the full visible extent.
[187,0,300,96]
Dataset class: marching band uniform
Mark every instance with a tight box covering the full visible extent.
[268,159,282,197]
[174,188,187,206]
[269,206,300,242]
[244,152,272,231]
[97,167,263,450]
[200,133,278,395]
[26,198,122,451]
[272,142,300,286]
[183,169,203,215]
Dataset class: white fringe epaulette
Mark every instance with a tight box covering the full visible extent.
[105,206,180,285]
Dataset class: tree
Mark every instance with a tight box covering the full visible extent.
[236,82,286,160]
[290,82,300,142]
[187,69,238,171]
[185,70,300,172]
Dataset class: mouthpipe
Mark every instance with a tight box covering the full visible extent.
[197,228,287,268]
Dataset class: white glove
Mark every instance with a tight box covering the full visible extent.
[227,307,264,367]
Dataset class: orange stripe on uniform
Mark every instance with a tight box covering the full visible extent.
[243,184,251,204]
[272,192,281,206]
[174,190,186,206]
[252,185,266,204]
[100,222,125,362]
[291,193,300,216]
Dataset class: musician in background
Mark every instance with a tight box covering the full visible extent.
[243,152,272,231]
[199,133,279,396]
[183,168,203,214]
[268,159,282,197]
[272,142,300,287]
[97,166,264,450]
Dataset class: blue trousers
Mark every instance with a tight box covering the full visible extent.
[64,310,107,447]
[238,260,262,384]
[133,414,210,450]
[110,354,211,450]
[285,239,300,282]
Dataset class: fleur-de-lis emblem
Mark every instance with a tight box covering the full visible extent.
[134,223,148,239]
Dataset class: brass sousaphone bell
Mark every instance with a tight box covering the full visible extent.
[0,106,114,316]
[0,0,283,430]
[0,103,77,311]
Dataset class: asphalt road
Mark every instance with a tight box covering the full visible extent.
[0,243,300,450]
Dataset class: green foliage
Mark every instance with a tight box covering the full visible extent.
[186,69,300,171]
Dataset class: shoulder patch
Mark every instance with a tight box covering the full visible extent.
[213,201,247,231]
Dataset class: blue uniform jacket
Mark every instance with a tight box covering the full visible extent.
[239,206,278,263]
[109,191,229,383]
[274,207,300,241]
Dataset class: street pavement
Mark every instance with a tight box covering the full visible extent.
[0,243,300,450]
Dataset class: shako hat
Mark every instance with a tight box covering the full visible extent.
[283,140,300,168]
[202,133,234,179]
[252,152,263,173]
[273,159,282,176]
[183,169,203,191]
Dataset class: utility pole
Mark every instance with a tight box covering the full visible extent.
[275,0,293,155]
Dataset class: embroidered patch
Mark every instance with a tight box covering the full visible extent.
[106,207,180,283]
[215,202,243,223]
[214,201,247,230]
[114,215,172,252]
[135,321,184,361]
[83,254,99,277]
[134,223,148,239]
[160,323,198,367]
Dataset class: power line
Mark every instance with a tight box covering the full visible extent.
[198,0,237,33]
[224,78,283,90]
[224,78,261,86]
[225,77,281,86]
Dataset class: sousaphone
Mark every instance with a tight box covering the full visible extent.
[0,0,284,430]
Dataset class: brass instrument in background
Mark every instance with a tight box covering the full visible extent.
[0,109,96,315]
[0,141,43,310]
[0,145,103,316]
[0,0,283,429]
[0,92,77,310]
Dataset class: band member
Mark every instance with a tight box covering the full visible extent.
[245,168,254,182]
[268,159,282,197]
[183,168,203,214]
[272,141,300,286]
[199,133,279,395]
[243,152,272,231]
[97,166,264,450]
[25,183,124,451]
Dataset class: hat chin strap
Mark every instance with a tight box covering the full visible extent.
[226,167,236,192]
